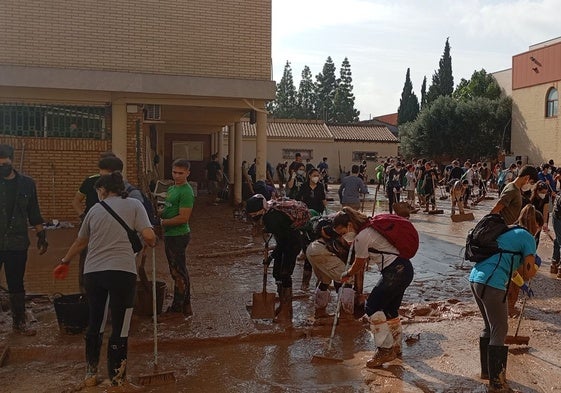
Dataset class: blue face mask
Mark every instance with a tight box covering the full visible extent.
[0,164,13,178]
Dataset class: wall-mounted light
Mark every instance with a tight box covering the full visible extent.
[532,67,539,73]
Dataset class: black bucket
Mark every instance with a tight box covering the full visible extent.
[135,281,166,316]
[53,293,89,334]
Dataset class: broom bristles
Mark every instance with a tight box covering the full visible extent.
[138,370,176,386]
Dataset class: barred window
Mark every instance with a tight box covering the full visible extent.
[352,151,378,161]
[282,149,313,160]
[546,88,558,118]
[0,103,109,139]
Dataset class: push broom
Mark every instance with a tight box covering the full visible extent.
[505,281,531,346]
[138,247,176,386]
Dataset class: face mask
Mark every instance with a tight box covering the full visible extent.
[342,231,356,243]
[548,169,552,174]
[311,176,320,183]
[521,183,533,192]
[0,164,13,178]
[538,193,547,199]
[297,170,305,176]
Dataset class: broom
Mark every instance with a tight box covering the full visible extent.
[138,247,176,386]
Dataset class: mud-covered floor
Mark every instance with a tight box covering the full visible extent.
[1,186,560,392]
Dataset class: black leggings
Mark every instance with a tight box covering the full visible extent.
[84,270,136,339]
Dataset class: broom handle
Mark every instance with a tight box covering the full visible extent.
[513,281,531,337]
[152,247,158,367]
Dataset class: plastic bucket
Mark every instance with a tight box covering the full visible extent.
[53,293,89,334]
[135,281,166,316]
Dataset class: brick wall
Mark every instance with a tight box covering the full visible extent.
[0,136,110,223]
[0,0,272,81]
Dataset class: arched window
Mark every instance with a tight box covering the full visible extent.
[546,87,558,118]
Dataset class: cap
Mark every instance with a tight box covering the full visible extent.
[246,194,267,215]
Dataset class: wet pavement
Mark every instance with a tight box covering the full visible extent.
[1,185,561,392]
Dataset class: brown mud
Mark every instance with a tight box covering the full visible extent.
[1,187,560,392]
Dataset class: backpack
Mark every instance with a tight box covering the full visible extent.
[464,214,519,262]
[267,199,311,229]
[497,169,510,187]
[125,184,159,226]
[360,214,419,259]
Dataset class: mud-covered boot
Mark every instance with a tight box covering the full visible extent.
[274,287,293,323]
[366,311,397,368]
[339,286,355,320]
[314,287,331,318]
[488,345,515,393]
[85,333,103,387]
[387,317,403,356]
[108,338,129,386]
[9,292,36,336]
[301,268,312,291]
[479,337,490,380]
[550,261,559,274]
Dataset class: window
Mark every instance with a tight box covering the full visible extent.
[352,151,378,161]
[282,149,313,160]
[546,87,558,118]
[144,104,161,120]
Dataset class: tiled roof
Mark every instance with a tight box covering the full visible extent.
[242,119,332,140]
[373,113,398,126]
[328,124,399,142]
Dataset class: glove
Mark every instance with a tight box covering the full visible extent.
[53,263,69,280]
[520,283,534,298]
[36,230,48,255]
[535,254,542,268]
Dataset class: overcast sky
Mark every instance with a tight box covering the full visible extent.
[272,0,561,120]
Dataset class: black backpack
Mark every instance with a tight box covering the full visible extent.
[125,184,159,226]
[464,214,519,262]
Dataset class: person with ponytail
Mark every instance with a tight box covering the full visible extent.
[54,171,156,388]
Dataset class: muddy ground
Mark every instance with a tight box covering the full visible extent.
[0,186,560,392]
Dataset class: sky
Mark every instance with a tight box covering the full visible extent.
[272,0,561,120]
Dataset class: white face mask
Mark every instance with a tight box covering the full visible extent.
[297,170,305,176]
[311,176,320,183]
[521,183,533,192]
[538,193,547,199]
[342,231,356,243]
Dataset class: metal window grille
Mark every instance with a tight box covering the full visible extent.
[144,104,161,120]
[352,151,378,161]
[0,103,109,139]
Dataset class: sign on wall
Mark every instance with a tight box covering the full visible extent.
[172,141,204,161]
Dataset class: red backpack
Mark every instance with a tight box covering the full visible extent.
[360,214,419,259]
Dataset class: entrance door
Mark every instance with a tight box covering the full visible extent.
[164,133,211,187]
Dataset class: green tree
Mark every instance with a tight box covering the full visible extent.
[427,38,454,105]
[332,57,360,123]
[315,56,338,122]
[296,65,316,119]
[397,68,420,125]
[271,61,298,118]
[420,76,427,109]
[453,69,502,101]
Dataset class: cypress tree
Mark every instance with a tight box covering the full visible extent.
[332,57,360,123]
[296,65,316,119]
[397,68,420,125]
[427,38,454,105]
[272,61,298,118]
[314,57,338,122]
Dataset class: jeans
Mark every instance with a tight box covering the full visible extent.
[271,231,301,288]
[365,257,414,319]
[0,250,27,293]
[552,216,561,262]
[164,233,192,311]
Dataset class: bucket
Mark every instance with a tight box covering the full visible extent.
[53,293,89,334]
[135,281,166,316]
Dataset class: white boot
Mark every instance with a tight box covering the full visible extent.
[314,288,331,318]
[387,317,403,356]
[339,287,355,318]
[366,311,397,368]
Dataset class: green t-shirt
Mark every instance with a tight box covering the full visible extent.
[162,183,194,236]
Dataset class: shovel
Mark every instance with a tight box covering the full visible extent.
[505,286,530,346]
[451,213,475,222]
[251,235,276,319]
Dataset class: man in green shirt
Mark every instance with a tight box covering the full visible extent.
[160,159,195,317]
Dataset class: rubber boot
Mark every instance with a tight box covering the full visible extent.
[479,337,490,380]
[339,287,355,320]
[366,311,397,368]
[85,333,104,387]
[274,287,293,323]
[314,287,331,318]
[488,345,514,393]
[9,292,36,336]
[301,268,312,291]
[108,338,128,386]
[387,317,403,356]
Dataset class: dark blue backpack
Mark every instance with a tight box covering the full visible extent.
[126,184,159,225]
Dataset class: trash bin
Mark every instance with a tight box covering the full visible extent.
[53,293,89,334]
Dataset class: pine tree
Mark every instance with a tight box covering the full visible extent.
[397,68,420,125]
[314,57,338,122]
[420,76,427,109]
[332,57,360,123]
[272,61,298,118]
[427,38,454,105]
[296,65,316,119]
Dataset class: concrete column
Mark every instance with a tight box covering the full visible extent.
[228,124,235,183]
[234,122,243,205]
[255,110,268,181]
[217,127,224,169]
[111,102,128,175]
[210,132,216,156]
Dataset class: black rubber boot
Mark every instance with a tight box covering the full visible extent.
[107,337,128,386]
[274,287,293,324]
[479,337,490,380]
[301,268,312,291]
[488,345,514,392]
[9,292,36,336]
[84,333,103,387]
